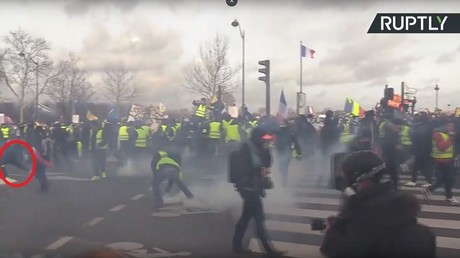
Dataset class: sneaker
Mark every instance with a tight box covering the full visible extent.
[101,172,107,178]
[404,181,417,187]
[91,176,100,181]
[447,198,460,205]
[421,183,432,188]
[422,188,431,201]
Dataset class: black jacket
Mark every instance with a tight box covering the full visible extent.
[233,142,272,192]
[320,182,436,258]
[410,121,433,158]
[274,126,301,155]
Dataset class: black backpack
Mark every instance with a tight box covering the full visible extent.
[228,148,247,184]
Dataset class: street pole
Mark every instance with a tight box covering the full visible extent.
[231,19,245,108]
[401,81,404,112]
[242,30,245,108]
[300,41,303,93]
[435,84,439,112]
[35,59,39,120]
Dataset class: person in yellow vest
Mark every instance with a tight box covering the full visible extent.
[0,124,10,145]
[90,122,109,180]
[117,123,130,166]
[339,118,354,147]
[193,98,208,124]
[150,148,194,209]
[207,118,223,155]
[135,124,149,154]
[399,123,414,185]
[224,118,243,155]
[423,119,459,204]
[141,124,151,138]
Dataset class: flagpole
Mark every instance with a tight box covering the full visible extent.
[300,41,303,93]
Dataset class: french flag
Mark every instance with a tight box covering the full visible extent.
[301,44,315,59]
[276,90,288,121]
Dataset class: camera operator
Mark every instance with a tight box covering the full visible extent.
[231,127,285,257]
[320,150,436,258]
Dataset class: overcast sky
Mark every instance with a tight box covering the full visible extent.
[0,0,459,112]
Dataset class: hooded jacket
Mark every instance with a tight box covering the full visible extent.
[320,181,436,258]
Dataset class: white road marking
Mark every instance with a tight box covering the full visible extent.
[109,205,126,212]
[130,194,145,200]
[249,239,322,258]
[45,236,74,250]
[47,176,92,182]
[295,196,460,214]
[83,217,104,227]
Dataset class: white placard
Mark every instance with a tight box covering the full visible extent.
[72,115,79,124]
[0,114,4,124]
[228,106,239,118]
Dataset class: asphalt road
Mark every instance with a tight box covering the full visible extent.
[2,153,460,258]
[0,156,265,258]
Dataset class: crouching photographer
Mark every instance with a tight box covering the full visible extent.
[319,150,436,258]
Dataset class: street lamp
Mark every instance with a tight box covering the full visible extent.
[19,51,39,121]
[231,19,245,108]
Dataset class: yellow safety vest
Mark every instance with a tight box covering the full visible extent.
[209,122,221,139]
[223,119,233,129]
[156,151,180,170]
[118,126,129,141]
[431,132,454,159]
[400,125,412,146]
[1,127,10,139]
[168,127,177,141]
[379,120,388,138]
[339,123,353,143]
[195,104,206,118]
[225,124,241,143]
[77,141,82,157]
[96,129,107,149]
[142,125,151,136]
[135,128,147,148]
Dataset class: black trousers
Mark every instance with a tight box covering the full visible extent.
[429,162,455,199]
[232,190,274,253]
[117,141,131,165]
[152,167,193,207]
[276,150,291,187]
[92,149,107,176]
[382,151,399,189]
[35,156,49,192]
[411,155,433,184]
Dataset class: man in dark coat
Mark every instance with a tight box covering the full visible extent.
[320,150,436,258]
[231,127,284,257]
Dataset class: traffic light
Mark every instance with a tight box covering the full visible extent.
[384,87,394,100]
[258,60,270,117]
[258,60,270,82]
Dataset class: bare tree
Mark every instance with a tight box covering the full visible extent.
[0,29,55,122]
[103,65,139,110]
[45,52,95,116]
[183,34,240,103]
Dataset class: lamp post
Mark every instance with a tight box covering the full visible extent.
[18,52,39,120]
[434,84,439,112]
[231,19,245,108]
